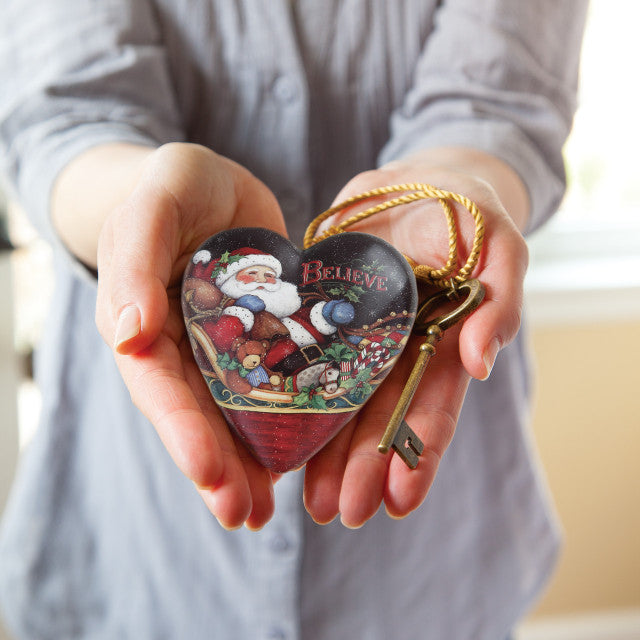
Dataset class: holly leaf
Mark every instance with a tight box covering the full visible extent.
[360,259,385,274]
[210,265,225,280]
[341,378,357,390]
[322,342,356,363]
[327,287,343,296]
[218,250,243,266]
[344,285,365,302]
[358,382,373,398]
[217,352,232,369]
[348,381,373,401]
[293,391,311,407]
[210,250,244,279]
[344,289,360,303]
[310,394,328,411]
[218,353,251,376]
[355,367,372,382]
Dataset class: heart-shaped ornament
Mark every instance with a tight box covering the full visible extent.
[182,228,417,472]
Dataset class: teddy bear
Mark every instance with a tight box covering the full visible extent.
[224,338,282,395]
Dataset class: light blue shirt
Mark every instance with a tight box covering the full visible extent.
[0,1,587,638]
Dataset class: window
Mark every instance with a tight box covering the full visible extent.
[525,1,640,325]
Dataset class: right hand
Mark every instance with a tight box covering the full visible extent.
[95,143,286,530]
[303,157,529,528]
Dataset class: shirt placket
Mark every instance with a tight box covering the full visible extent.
[253,471,304,640]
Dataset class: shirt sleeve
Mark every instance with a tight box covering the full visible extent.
[377,0,588,233]
[0,0,184,247]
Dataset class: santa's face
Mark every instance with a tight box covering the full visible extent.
[235,265,278,286]
[220,266,302,319]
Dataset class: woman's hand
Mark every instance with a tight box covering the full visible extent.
[91,142,287,530]
[302,150,530,528]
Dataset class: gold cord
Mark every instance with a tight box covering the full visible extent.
[303,183,485,289]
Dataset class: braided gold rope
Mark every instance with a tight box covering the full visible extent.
[303,183,485,289]
[305,192,458,282]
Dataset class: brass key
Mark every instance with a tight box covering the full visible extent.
[378,279,485,468]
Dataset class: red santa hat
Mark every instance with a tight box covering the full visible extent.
[196,247,283,287]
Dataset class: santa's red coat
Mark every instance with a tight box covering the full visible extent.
[203,305,331,371]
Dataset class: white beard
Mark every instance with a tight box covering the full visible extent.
[220,277,302,319]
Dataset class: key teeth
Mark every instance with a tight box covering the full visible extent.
[390,422,425,469]
[391,440,420,469]
[408,434,425,456]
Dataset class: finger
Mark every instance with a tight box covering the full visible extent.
[96,189,177,355]
[182,337,275,530]
[181,340,261,529]
[303,418,357,524]
[196,459,252,530]
[243,458,276,530]
[198,441,274,530]
[116,331,254,528]
[117,334,225,488]
[335,368,411,528]
[337,406,392,529]
[384,339,470,518]
[458,218,528,380]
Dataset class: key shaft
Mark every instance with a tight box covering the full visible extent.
[378,326,441,457]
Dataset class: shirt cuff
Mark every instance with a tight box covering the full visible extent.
[16,123,179,282]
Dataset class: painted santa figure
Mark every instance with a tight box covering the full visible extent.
[191,247,355,376]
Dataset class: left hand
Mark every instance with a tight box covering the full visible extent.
[302,158,529,527]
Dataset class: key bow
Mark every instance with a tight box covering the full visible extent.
[413,278,485,334]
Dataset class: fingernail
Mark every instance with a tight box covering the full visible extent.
[113,305,141,350]
[384,506,404,521]
[309,512,338,526]
[340,516,364,530]
[481,337,501,380]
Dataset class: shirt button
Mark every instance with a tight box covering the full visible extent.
[269,533,292,553]
[272,75,299,103]
[266,626,287,640]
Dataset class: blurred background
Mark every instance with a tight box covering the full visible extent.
[1,1,639,638]
[514,1,640,637]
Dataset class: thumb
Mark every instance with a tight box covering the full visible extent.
[96,191,176,355]
[458,228,528,380]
